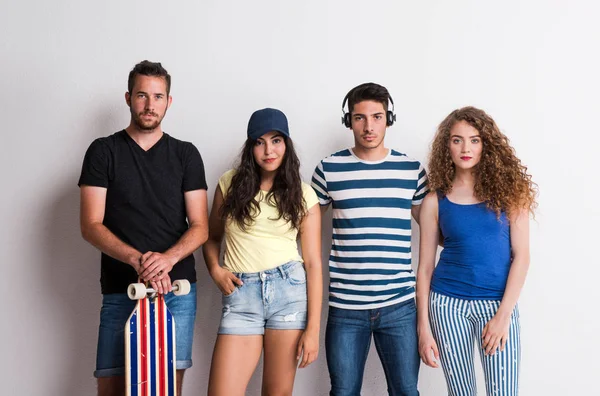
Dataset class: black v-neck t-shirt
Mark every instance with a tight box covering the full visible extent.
[78,130,207,294]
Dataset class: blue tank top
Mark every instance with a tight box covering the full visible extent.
[430,196,511,300]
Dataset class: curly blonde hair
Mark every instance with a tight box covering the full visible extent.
[428,106,538,217]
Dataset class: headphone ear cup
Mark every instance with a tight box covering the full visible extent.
[344,113,351,128]
[387,111,396,126]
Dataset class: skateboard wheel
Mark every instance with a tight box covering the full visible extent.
[127,283,147,300]
[173,279,191,296]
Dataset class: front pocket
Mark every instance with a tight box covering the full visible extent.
[222,286,240,299]
[287,265,307,286]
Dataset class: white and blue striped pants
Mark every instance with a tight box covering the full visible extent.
[429,291,521,396]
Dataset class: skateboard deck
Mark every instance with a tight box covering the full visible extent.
[125,292,177,396]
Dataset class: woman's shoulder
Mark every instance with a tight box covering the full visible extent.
[219,169,236,181]
[419,191,441,223]
[218,169,237,192]
[301,180,316,194]
[301,181,319,206]
[423,190,440,204]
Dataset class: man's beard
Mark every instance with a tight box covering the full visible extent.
[131,110,164,132]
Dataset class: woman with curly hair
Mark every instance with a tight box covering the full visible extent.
[202,108,322,396]
[416,107,537,395]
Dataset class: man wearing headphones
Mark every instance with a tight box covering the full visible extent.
[311,83,428,395]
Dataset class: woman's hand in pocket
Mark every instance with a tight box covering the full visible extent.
[209,266,243,295]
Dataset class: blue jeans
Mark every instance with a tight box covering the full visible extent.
[325,299,420,396]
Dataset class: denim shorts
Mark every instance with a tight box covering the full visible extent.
[218,261,308,335]
[94,283,197,378]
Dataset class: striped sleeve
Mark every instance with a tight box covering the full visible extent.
[311,161,331,205]
[412,162,428,205]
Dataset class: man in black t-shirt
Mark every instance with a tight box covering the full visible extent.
[79,60,208,396]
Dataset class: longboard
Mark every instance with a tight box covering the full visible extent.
[125,280,190,396]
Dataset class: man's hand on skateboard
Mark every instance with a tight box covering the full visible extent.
[149,277,172,295]
[138,251,176,294]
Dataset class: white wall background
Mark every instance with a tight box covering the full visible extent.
[1,0,598,394]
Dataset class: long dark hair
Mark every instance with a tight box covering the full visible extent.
[220,135,306,231]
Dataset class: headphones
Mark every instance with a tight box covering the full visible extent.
[341,84,396,128]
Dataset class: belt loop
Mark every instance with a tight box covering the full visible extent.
[278,264,287,279]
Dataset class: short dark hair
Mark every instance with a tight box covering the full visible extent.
[346,82,390,114]
[127,60,171,95]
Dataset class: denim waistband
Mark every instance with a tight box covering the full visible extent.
[233,260,303,281]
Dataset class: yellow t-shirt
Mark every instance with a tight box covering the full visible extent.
[218,169,319,273]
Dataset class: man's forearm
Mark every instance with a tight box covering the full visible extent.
[81,222,141,269]
[163,223,208,265]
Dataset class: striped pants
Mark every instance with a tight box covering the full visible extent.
[429,291,521,396]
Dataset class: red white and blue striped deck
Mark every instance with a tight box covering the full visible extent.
[125,294,177,396]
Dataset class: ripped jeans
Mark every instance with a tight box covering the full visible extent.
[217,260,308,335]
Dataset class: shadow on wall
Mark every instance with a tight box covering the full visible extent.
[187,251,221,393]
[38,109,124,395]
[41,174,102,396]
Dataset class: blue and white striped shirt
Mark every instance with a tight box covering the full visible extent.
[311,148,428,310]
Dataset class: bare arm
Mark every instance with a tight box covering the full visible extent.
[411,204,422,225]
[498,209,530,316]
[481,208,530,355]
[416,192,441,367]
[201,186,243,294]
[80,185,142,270]
[202,187,225,275]
[297,202,323,368]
